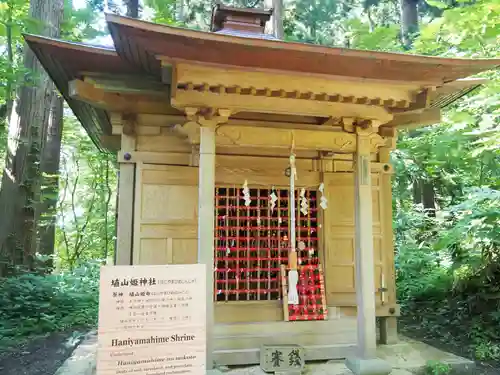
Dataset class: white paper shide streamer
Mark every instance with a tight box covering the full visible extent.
[242,180,251,207]
[319,182,328,210]
[269,188,278,211]
[299,188,308,215]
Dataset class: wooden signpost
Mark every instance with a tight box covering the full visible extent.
[97,264,206,375]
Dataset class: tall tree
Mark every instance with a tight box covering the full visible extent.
[36,88,63,267]
[0,0,64,275]
[125,0,140,17]
[0,0,30,170]
[1,0,15,124]
[265,0,284,39]
[400,0,419,49]
[35,0,106,270]
[399,0,436,213]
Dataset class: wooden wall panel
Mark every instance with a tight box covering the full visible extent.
[141,185,198,224]
[215,301,283,323]
[323,172,391,311]
[138,238,170,265]
[140,224,197,239]
[172,239,198,264]
[136,134,192,153]
[216,168,319,187]
[133,163,199,266]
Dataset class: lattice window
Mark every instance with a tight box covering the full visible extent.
[214,187,319,302]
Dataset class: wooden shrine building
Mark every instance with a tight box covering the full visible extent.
[25,5,500,374]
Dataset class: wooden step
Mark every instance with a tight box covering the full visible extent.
[214,330,357,350]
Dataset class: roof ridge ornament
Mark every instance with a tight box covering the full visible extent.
[210,3,278,40]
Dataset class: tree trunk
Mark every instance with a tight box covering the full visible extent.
[412,180,422,204]
[422,181,436,217]
[400,0,419,49]
[265,0,284,39]
[273,0,284,39]
[366,7,375,33]
[175,0,185,23]
[36,93,64,271]
[4,3,14,123]
[0,0,64,276]
[125,0,139,18]
[413,178,436,216]
[0,3,15,158]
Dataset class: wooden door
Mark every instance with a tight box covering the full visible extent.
[132,163,199,265]
[322,172,386,307]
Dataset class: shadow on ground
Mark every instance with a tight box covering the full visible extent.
[0,332,80,375]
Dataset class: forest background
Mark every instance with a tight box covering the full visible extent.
[0,0,498,372]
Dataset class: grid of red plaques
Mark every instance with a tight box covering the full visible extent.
[214,187,319,302]
[286,265,328,321]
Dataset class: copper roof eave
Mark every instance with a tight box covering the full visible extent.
[104,13,500,84]
[24,34,141,149]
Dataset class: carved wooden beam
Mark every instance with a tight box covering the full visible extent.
[214,125,358,152]
[82,74,167,96]
[122,113,137,136]
[171,62,416,105]
[171,89,394,122]
[388,88,432,113]
[99,135,121,151]
[384,107,441,130]
[174,107,232,144]
[321,117,342,127]
[68,79,175,115]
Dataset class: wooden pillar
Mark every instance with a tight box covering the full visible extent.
[378,140,399,345]
[379,317,398,345]
[346,127,391,374]
[353,127,377,358]
[115,132,136,266]
[197,125,216,370]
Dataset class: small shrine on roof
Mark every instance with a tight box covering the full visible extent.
[25,4,500,373]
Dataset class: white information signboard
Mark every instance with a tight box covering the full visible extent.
[97,264,206,375]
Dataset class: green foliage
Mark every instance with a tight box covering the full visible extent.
[61,0,106,42]
[474,340,500,362]
[415,0,500,57]
[0,0,30,108]
[390,2,499,364]
[55,115,117,270]
[285,0,362,46]
[0,262,99,345]
[396,189,500,361]
[425,361,452,375]
[347,20,403,52]
[144,0,177,25]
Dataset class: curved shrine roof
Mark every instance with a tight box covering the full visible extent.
[24,13,500,149]
[105,13,500,84]
[24,34,141,148]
